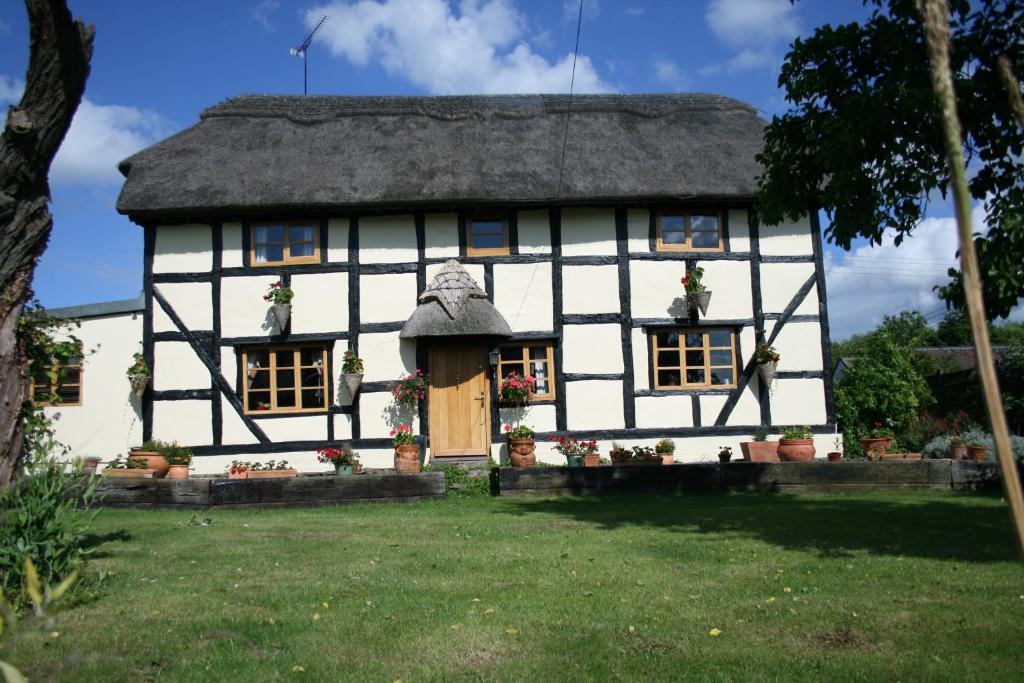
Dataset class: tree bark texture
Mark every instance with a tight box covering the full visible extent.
[0,0,93,488]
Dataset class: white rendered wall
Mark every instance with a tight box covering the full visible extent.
[358,331,417,384]
[151,400,212,445]
[700,260,752,319]
[153,341,209,391]
[772,321,824,372]
[562,324,623,374]
[565,380,624,430]
[153,224,212,273]
[360,273,417,323]
[770,378,827,425]
[631,328,649,391]
[626,208,649,253]
[222,222,243,268]
[153,282,211,332]
[258,414,327,442]
[424,213,459,259]
[629,260,689,319]
[45,312,143,461]
[516,210,552,254]
[221,395,260,446]
[221,275,284,337]
[635,395,693,429]
[493,262,553,332]
[327,218,349,262]
[359,215,417,264]
[728,209,751,253]
[759,216,814,255]
[290,273,347,334]
[760,262,818,315]
[562,265,619,314]
[561,208,617,256]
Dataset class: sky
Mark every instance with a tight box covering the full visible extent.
[1,0,1017,340]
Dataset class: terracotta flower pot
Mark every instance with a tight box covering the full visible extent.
[827,452,842,462]
[507,438,536,468]
[395,444,422,473]
[949,444,968,460]
[687,290,712,316]
[167,465,190,480]
[82,458,101,476]
[881,452,922,461]
[657,452,674,465]
[583,454,600,467]
[271,303,291,331]
[967,445,988,462]
[247,469,298,479]
[106,468,156,478]
[128,451,170,477]
[740,441,780,463]
[778,438,816,462]
[228,467,249,479]
[859,437,893,459]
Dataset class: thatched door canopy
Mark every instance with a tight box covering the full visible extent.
[400,260,512,339]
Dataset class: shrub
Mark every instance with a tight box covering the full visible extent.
[0,442,101,610]
[781,426,813,440]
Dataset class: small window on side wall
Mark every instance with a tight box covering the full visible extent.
[251,221,319,265]
[656,211,723,252]
[467,216,509,256]
[30,352,83,407]
[242,344,328,414]
[498,342,555,400]
[651,328,736,390]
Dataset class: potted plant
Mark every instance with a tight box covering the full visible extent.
[263,280,294,331]
[498,370,537,404]
[778,426,816,462]
[105,455,155,478]
[549,435,598,468]
[164,443,193,479]
[392,425,421,473]
[740,427,780,462]
[247,460,297,479]
[80,456,102,476]
[608,441,630,463]
[859,421,895,458]
[340,350,364,398]
[681,265,711,316]
[128,439,170,477]
[228,460,251,479]
[317,445,360,475]
[966,440,989,462]
[389,370,430,408]
[504,424,536,468]
[655,438,675,465]
[827,436,843,462]
[630,445,663,465]
[718,445,733,463]
[754,344,780,387]
[127,352,150,398]
[948,434,968,460]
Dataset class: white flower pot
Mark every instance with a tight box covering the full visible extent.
[687,290,712,316]
[129,375,150,398]
[271,304,291,331]
[341,373,363,397]
[757,361,777,387]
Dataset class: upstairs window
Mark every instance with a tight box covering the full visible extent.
[651,328,736,390]
[467,216,509,256]
[243,345,328,414]
[498,342,555,400]
[251,222,319,265]
[30,352,83,407]
[656,211,723,252]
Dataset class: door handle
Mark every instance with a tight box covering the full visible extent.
[476,392,485,425]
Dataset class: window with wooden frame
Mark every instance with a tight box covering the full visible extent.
[466,216,510,256]
[498,342,556,400]
[655,211,723,252]
[251,221,319,266]
[30,352,83,407]
[651,328,737,389]
[242,345,329,414]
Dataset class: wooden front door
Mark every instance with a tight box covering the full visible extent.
[428,344,490,457]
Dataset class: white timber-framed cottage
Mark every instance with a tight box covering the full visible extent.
[44,93,836,472]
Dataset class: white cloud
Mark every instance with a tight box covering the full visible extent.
[307,0,612,94]
[705,0,799,49]
[562,0,600,23]
[251,0,281,30]
[624,7,644,17]
[0,75,24,104]
[653,57,686,90]
[700,0,800,76]
[824,206,988,339]
[50,99,168,185]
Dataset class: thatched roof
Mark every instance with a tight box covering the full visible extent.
[116,93,766,218]
[401,260,511,339]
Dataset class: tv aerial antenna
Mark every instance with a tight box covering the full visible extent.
[290,15,328,95]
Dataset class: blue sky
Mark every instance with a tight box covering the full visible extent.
[1,0,1006,339]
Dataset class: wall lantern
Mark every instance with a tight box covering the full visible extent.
[488,348,500,367]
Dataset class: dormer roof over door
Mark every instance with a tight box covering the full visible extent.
[115,93,766,221]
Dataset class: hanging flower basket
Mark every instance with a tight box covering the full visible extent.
[271,304,291,331]
[687,290,712,316]
[340,350,364,397]
[341,373,363,397]
[129,374,150,398]
[757,361,777,386]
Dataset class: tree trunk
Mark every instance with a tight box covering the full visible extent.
[0,0,93,488]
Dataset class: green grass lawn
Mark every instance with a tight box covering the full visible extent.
[5,490,1024,681]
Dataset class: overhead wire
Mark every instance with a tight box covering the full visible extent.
[556,0,583,200]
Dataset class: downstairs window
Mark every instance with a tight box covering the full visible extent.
[242,344,328,413]
[651,328,736,390]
